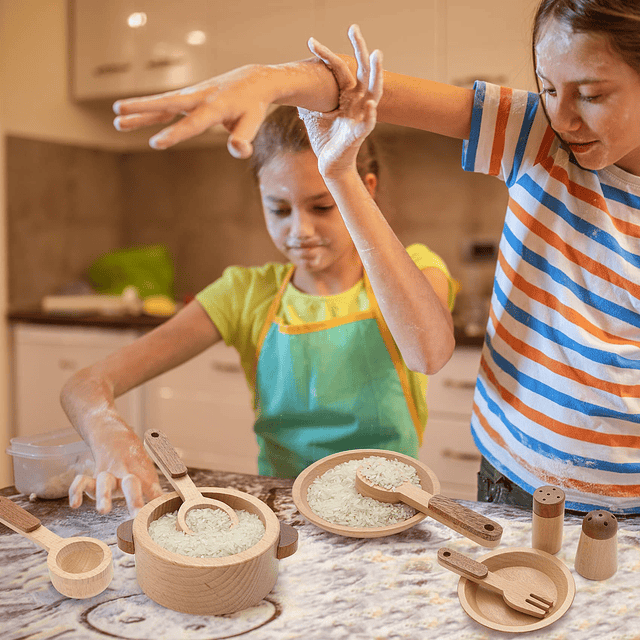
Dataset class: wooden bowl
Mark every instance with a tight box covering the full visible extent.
[292,449,440,538]
[117,487,297,615]
[457,547,576,633]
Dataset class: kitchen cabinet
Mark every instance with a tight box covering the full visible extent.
[69,0,313,101]
[70,0,216,101]
[10,322,259,474]
[11,324,143,437]
[144,341,259,474]
[420,346,482,501]
[70,0,538,102]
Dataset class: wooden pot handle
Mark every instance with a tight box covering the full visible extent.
[117,519,135,554]
[276,522,298,559]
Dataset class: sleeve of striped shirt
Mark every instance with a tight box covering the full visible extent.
[461,81,549,187]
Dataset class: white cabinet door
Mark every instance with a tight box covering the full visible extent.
[12,324,143,437]
[70,0,215,100]
[420,346,483,500]
[444,0,539,90]
[315,0,441,80]
[144,342,259,474]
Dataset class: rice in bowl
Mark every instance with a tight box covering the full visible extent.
[306,456,421,528]
[148,507,265,558]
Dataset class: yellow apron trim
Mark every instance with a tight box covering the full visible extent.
[254,265,422,444]
[271,310,374,335]
[362,275,423,444]
[255,265,295,363]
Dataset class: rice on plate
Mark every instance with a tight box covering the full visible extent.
[148,507,265,558]
[306,456,421,527]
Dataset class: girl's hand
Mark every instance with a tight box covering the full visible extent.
[298,25,383,180]
[69,424,163,517]
[113,64,273,158]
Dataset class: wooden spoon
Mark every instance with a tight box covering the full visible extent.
[0,496,113,599]
[355,465,502,547]
[144,429,239,534]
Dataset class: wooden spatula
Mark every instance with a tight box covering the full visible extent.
[355,466,502,547]
[437,547,554,618]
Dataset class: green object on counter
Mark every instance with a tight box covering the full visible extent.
[88,245,174,299]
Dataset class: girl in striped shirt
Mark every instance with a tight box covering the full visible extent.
[114,0,640,514]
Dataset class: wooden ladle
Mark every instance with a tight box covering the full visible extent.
[0,496,113,599]
[143,429,239,534]
[355,465,503,547]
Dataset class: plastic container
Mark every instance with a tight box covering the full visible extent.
[6,429,94,499]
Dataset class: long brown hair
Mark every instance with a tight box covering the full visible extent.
[532,0,640,90]
[249,105,379,183]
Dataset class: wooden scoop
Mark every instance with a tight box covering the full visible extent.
[0,496,113,599]
[355,466,502,547]
[144,429,239,534]
[437,547,554,618]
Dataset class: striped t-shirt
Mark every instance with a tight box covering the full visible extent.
[463,81,640,514]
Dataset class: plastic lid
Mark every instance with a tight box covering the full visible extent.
[6,428,89,459]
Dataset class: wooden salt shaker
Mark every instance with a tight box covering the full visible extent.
[532,485,565,555]
[575,510,618,580]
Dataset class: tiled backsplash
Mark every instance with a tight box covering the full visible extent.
[6,127,508,309]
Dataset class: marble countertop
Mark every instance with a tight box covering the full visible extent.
[1,468,638,640]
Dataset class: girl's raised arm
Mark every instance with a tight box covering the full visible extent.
[299,26,455,375]
[113,25,475,152]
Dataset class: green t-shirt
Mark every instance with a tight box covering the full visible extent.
[196,243,456,442]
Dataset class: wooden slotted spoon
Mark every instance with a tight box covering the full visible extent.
[144,429,239,534]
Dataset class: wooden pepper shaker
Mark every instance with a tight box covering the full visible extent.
[574,510,618,580]
[532,485,565,554]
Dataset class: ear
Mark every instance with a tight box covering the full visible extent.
[364,173,378,197]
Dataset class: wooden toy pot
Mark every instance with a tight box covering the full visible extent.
[531,486,565,555]
[574,509,618,581]
[117,487,298,615]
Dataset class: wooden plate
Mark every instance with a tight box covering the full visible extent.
[292,449,440,538]
[457,547,576,632]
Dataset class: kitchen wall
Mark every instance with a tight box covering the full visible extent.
[6,128,508,309]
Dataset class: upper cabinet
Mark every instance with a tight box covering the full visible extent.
[69,0,538,102]
[70,0,216,101]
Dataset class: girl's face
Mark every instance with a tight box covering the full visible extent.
[258,150,370,276]
[535,17,640,175]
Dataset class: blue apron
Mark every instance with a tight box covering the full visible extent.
[253,267,421,477]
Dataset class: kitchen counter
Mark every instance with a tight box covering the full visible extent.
[8,307,485,346]
[2,469,638,640]
[7,307,167,330]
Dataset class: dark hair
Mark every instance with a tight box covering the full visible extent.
[249,105,379,183]
[532,0,640,85]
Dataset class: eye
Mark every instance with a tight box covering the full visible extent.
[268,208,290,217]
[313,205,335,214]
[579,93,602,103]
[539,87,556,98]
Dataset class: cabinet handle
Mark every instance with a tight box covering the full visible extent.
[210,362,243,374]
[443,378,476,391]
[442,448,482,463]
[93,62,131,76]
[58,358,78,371]
[146,56,186,69]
